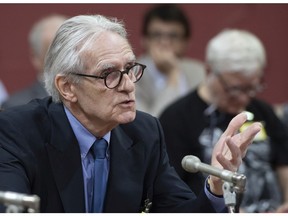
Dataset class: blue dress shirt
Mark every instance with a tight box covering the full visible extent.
[64,106,110,212]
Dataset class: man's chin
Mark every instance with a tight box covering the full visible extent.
[118,111,136,124]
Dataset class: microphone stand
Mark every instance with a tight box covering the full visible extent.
[181,155,247,213]
[222,174,246,213]
[0,191,40,213]
[223,181,236,213]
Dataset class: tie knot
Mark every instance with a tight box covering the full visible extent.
[91,138,107,159]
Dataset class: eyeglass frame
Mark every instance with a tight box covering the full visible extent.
[216,73,265,97]
[70,63,146,89]
[147,31,186,42]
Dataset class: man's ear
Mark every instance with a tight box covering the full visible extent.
[54,74,77,102]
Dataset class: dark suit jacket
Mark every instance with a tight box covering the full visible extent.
[0,97,216,213]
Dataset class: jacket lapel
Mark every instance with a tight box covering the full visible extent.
[104,125,146,213]
[46,103,85,212]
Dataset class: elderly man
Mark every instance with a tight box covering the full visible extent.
[0,16,260,213]
[2,14,67,109]
[160,29,288,213]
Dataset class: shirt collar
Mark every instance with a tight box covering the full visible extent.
[63,105,111,159]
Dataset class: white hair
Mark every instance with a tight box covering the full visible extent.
[206,29,266,75]
[28,14,67,56]
[43,14,127,102]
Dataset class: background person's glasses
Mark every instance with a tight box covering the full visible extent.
[217,73,265,97]
[147,32,185,42]
[71,63,146,89]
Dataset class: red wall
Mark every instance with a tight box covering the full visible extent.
[0,4,287,104]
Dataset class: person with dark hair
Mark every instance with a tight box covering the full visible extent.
[136,4,205,117]
[0,15,261,213]
[159,29,288,213]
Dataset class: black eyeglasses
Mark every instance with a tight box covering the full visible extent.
[217,73,265,97]
[71,63,146,89]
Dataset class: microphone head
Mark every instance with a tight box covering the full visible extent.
[181,155,201,173]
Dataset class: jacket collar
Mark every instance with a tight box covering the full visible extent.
[46,102,85,212]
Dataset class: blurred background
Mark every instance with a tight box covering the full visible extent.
[0,3,287,105]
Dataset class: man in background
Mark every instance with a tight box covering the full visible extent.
[160,29,288,213]
[2,14,67,109]
[136,4,205,117]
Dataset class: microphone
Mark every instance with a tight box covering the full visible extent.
[0,191,40,213]
[181,155,246,192]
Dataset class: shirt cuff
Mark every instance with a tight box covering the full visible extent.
[204,177,226,212]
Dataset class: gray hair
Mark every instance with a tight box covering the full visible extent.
[205,29,266,75]
[44,14,128,102]
[29,14,67,57]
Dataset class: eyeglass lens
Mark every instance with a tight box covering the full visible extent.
[105,64,144,89]
[217,73,264,97]
[148,32,184,41]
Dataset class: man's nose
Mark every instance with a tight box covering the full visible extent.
[117,73,135,92]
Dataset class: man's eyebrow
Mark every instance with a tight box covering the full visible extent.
[97,56,136,72]
[97,64,115,73]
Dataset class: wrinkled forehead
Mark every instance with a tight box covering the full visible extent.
[79,31,135,68]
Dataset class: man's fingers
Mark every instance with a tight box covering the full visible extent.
[222,112,248,137]
[226,137,241,164]
[212,113,262,174]
[237,122,262,153]
[216,137,241,171]
[216,154,234,171]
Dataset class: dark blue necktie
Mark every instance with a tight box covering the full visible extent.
[90,138,108,213]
